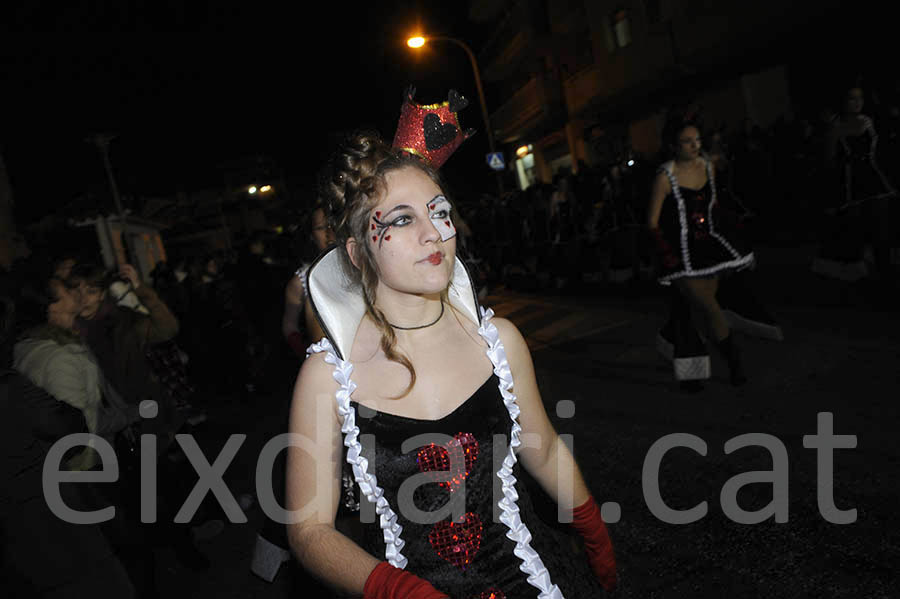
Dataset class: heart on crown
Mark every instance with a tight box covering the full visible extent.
[448,89,469,112]
[416,432,478,492]
[423,113,459,151]
[428,512,483,571]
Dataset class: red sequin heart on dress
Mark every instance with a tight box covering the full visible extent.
[428,512,482,571]
[416,432,478,492]
[474,589,505,599]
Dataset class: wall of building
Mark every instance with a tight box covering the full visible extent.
[480,0,829,188]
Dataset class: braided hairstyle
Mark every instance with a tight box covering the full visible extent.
[319,131,449,398]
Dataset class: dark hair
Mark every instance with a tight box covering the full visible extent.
[662,112,704,150]
[294,201,331,263]
[658,110,705,163]
[13,266,78,345]
[318,131,448,398]
[68,262,109,290]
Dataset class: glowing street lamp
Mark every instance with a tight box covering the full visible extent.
[248,186,258,194]
[406,33,503,194]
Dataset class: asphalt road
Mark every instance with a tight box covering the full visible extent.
[156,244,900,598]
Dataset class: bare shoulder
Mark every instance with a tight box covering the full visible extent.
[294,351,337,396]
[291,350,344,430]
[490,316,529,356]
[653,170,672,193]
[285,275,305,304]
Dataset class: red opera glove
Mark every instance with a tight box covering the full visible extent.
[649,227,678,269]
[363,562,449,599]
[571,496,617,592]
[286,332,306,358]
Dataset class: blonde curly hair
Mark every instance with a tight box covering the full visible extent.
[318,131,451,398]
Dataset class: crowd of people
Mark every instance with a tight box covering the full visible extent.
[0,81,896,597]
[459,84,899,295]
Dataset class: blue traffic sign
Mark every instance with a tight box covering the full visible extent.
[486,152,505,171]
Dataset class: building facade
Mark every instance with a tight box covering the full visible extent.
[473,0,843,189]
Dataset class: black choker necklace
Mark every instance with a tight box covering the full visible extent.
[388,302,444,330]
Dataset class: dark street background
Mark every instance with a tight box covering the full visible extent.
[2,3,898,597]
[157,244,899,598]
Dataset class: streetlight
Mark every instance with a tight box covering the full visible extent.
[86,133,133,267]
[407,34,504,195]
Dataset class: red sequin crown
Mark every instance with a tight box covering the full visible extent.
[392,86,475,169]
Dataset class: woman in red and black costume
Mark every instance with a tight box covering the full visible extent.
[285,89,615,599]
[648,113,781,391]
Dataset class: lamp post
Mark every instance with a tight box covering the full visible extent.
[407,35,504,196]
[86,133,133,267]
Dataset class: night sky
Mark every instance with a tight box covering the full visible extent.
[3,3,892,228]
[1,4,496,224]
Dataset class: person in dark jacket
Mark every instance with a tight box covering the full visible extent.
[1,291,137,598]
[68,263,180,447]
[68,262,214,574]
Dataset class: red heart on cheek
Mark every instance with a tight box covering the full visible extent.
[428,513,482,571]
[416,432,478,491]
[444,220,451,227]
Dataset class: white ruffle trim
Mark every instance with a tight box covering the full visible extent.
[478,307,564,599]
[306,337,408,569]
[295,263,310,300]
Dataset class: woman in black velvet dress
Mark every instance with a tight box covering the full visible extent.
[284,129,616,599]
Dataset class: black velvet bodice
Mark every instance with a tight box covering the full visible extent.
[347,374,602,598]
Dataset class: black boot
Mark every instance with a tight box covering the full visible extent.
[716,334,747,386]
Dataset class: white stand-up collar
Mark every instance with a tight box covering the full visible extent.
[305,246,481,360]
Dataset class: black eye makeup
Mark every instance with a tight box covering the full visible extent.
[389,214,413,227]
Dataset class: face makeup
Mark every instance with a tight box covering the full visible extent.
[427,195,456,242]
[363,168,457,297]
[371,209,397,248]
